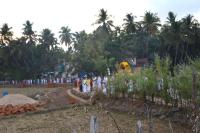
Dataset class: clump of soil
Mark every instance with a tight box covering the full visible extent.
[0,103,40,116]
[0,94,38,106]
[0,94,40,116]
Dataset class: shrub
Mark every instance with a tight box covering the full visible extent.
[108,71,133,97]
[154,55,171,104]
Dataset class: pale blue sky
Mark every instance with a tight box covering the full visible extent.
[0,0,199,38]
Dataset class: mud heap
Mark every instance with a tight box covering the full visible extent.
[0,94,40,116]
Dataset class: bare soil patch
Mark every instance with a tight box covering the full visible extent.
[37,88,80,110]
[0,87,192,132]
[0,105,191,133]
[0,94,38,106]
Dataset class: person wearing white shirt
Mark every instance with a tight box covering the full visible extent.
[97,76,102,90]
[82,78,87,93]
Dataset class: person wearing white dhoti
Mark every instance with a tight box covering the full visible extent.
[97,76,102,90]
[61,78,63,84]
[54,79,56,83]
[82,79,87,93]
[57,78,59,83]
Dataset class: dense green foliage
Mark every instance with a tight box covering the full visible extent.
[109,57,200,105]
[0,9,200,80]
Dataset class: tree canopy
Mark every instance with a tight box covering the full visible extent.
[0,9,200,80]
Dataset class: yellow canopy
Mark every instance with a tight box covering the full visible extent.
[119,61,131,72]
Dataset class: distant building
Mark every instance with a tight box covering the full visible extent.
[136,58,148,67]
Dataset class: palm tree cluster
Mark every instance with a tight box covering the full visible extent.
[0,9,200,80]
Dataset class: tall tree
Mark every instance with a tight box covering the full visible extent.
[22,20,36,45]
[73,30,88,51]
[167,11,176,25]
[59,26,72,47]
[39,29,57,50]
[0,23,13,45]
[140,11,161,58]
[123,13,136,34]
[142,11,161,35]
[160,12,182,65]
[95,8,114,34]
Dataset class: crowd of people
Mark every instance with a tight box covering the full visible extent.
[75,76,108,94]
[1,75,110,94]
[0,77,71,86]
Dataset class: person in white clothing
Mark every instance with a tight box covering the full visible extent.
[102,76,108,94]
[82,77,87,93]
[61,78,63,84]
[57,78,60,83]
[97,76,102,90]
[92,77,97,89]
[86,79,91,92]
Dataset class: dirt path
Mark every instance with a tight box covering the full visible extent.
[39,88,80,110]
[66,89,89,103]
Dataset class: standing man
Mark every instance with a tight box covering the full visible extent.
[97,76,102,90]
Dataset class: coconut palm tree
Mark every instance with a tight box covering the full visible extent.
[123,13,136,34]
[142,11,161,35]
[73,30,88,51]
[140,11,161,58]
[161,12,182,65]
[0,23,13,45]
[59,26,72,47]
[181,14,199,59]
[95,8,114,33]
[39,28,57,50]
[167,11,176,25]
[22,20,36,45]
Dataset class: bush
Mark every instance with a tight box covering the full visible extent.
[108,56,200,106]
[173,59,200,104]
[173,65,192,100]
[108,71,133,97]
[154,55,171,104]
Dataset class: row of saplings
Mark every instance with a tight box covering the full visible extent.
[107,55,200,109]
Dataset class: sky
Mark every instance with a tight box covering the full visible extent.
[0,0,199,38]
